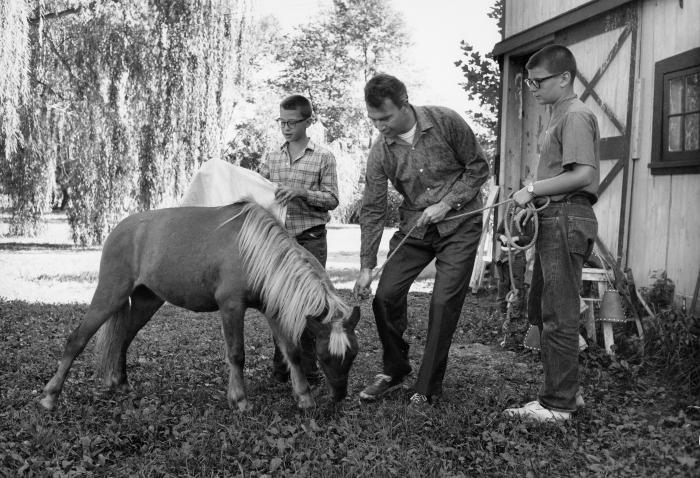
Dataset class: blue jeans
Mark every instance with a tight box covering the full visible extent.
[528,196,597,412]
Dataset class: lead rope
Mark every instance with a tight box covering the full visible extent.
[372,196,550,279]
[500,197,550,347]
[361,194,551,344]
[372,197,516,279]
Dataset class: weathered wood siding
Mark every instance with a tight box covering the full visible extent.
[505,0,590,37]
[627,0,700,300]
[498,0,699,300]
[569,24,633,254]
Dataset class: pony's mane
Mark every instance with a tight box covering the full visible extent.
[236,202,352,353]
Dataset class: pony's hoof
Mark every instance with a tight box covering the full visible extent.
[228,394,251,412]
[39,395,57,411]
[105,378,133,393]
[297,395,316,409]
[236,399,252,412]
[115,382,133,393]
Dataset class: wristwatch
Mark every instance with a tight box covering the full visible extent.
[526,182,536,196]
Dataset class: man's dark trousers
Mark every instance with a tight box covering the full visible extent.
[272,225,327,379]
[372,215,482,397]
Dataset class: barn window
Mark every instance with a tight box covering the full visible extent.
[650,47,700,175]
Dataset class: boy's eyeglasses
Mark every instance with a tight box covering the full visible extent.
[524,72,564,90]
[276,118,307,128]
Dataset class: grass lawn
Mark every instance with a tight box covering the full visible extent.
[1,212,698,477]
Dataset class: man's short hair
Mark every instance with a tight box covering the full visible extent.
[364,73,409,108]
[280,95,313,119]
[526,44,577,83]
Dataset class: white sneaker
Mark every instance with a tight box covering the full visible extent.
[503,400,571,422]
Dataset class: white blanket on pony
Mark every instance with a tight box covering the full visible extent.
[180,159,286,225]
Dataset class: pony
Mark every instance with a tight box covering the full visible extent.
[40,201,360,411]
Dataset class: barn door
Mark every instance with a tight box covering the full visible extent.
[519,4,638,263]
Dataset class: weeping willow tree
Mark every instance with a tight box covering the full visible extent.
[136,1,243,212]
[0,1,28,157]
[0,0,43,235]
[1,0,245,244]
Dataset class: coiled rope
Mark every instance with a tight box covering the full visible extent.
[497,197,550,346]
[501,197,550,302]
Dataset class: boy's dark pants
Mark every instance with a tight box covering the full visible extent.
[272,225,327,380]
[528,197,597,412]
[372,215,482,397]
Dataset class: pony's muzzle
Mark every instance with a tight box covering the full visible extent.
[332,387,347,401]
[327,377,348,401]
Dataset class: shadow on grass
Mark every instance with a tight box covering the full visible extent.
[32,272,99,283]
[0,242,85,251]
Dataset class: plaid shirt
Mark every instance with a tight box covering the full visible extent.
[259,140,339,236]
[360,105,490,269]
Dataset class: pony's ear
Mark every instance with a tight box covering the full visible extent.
[345,306,361,330]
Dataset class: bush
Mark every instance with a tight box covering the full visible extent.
[636,272,699,397]
[640,270,675,311]
[328,145,364,224]
[343,184,403,227]
[641,307,700,397]
[223,123,268,172]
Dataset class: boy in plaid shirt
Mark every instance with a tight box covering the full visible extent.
[259,95,339,384]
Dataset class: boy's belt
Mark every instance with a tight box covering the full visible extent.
[296,224,326,239]
[535,192,595,207]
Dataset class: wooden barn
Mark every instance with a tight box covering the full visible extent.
[492,0,700,308]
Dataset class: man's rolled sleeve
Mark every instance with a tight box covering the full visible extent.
[360,147,389,269]
[439,113,490,210]
[305,152,339,211]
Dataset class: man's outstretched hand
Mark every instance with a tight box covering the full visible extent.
[353,268,373,300]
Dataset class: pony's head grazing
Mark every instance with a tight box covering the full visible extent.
[307,305,360,400]
[236,202,360,400]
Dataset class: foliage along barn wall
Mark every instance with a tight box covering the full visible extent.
[494,0,700,304]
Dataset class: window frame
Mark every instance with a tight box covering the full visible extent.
[650,47,700,175]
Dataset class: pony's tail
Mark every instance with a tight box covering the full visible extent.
[94,302,131,388]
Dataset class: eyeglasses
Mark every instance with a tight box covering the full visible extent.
[524,72,564,90]
[276,118,307,128]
